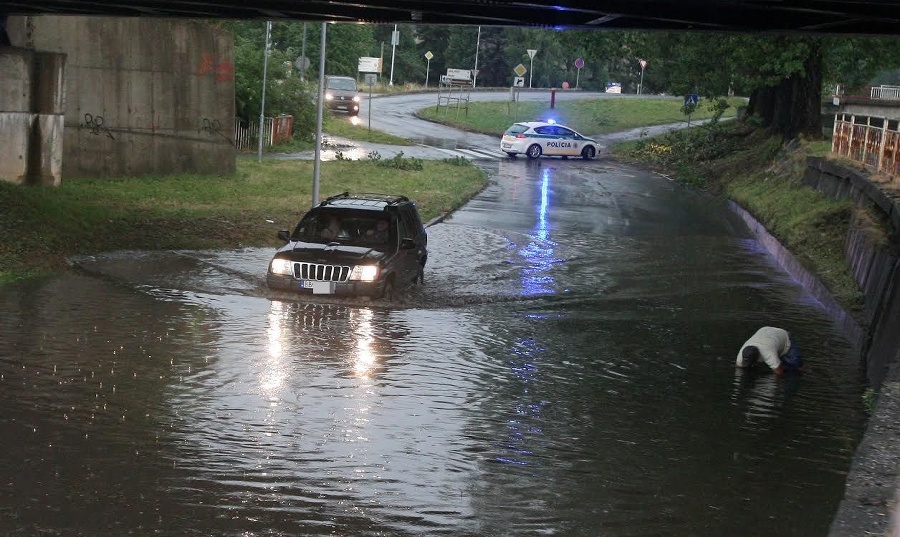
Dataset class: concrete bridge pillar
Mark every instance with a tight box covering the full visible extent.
[0,47,65,186]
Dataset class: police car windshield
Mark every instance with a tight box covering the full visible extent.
[506,124,529,135]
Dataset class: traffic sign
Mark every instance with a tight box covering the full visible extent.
[425,51,434,60]
[513,76,525,87]
[514,63,527,77]
[685,93,699,106]
[527,49,537,59]
[574,57,584,69]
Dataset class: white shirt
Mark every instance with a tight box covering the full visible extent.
[736,326,792,371]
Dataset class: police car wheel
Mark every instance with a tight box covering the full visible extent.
[526,144,542,159]
[581,146,596,160]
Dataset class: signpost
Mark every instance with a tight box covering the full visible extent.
[357,57,382,74]
[638,58,648,95]
[684,93,699,127]
[424,50,433,87]
[574,57,584,89]
[389,25,399,86]
[512,64,527,120]
[364,73,377,130]
[527,49,537,88]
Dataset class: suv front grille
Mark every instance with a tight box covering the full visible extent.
[294,262,351,282]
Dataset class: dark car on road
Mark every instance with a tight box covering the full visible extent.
[324,75,361,116]
[267,192,428,300]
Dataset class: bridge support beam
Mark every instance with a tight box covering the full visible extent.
[0,47,65,186]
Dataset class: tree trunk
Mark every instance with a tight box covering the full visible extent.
[745,41,824,140]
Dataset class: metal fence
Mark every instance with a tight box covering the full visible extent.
[832,113,900,179]
[869,85,900,101]
[233,115,294,151]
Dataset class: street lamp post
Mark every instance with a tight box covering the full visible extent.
[312,22,327,206]
[473,26,481,87]
[257,20,272,162]
[389,24,398,86]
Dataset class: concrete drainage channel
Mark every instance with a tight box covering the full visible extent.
[728,199,899,537]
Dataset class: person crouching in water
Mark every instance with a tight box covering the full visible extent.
[736,326,804,376]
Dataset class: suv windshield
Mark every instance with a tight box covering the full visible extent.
[291,209,392,246]
[326,77,358,91]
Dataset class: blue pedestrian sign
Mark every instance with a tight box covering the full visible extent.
[684,93,699,106]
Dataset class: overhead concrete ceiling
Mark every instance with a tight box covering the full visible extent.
[2,0,900,35]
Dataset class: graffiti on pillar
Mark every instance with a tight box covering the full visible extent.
[199,117,234,146]
[198,53,234,82]
[82,113,115,140]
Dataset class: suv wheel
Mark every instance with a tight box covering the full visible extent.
[526,144,542,159]
[581,146,596,160]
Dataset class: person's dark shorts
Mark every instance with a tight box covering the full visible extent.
[781,345,803,371]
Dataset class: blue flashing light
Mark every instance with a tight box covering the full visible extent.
[546,118,556,124]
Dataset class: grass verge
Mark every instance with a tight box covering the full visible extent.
[416,96,747,137]
[611,120,876,314]
[0,156,486,282]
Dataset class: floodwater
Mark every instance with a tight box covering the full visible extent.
[0,157,868,536]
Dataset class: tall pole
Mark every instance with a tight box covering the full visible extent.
[389,24,397,86]
[639,65,645,95]
[312,22,327,206]
[473,26,481,87]
[527,49,537,89]
[300,22,307,81]
[257,20,272,162]
[529,56,534,89]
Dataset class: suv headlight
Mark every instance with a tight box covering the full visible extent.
[270,258,293,275]
[325,92,334,101]
[353,95,361,103]
[349,265,379,282]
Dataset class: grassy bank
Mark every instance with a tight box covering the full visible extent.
[417,96,747,136]
[0,156,487,282]
[612,120,874,313]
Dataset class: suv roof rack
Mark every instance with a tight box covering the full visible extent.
[320,192,410,206]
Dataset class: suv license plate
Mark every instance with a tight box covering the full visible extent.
[300,280,335,294]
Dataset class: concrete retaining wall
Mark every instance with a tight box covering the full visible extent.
[802,157,900,388]
[0,47,65,186]
[6,16,235,179]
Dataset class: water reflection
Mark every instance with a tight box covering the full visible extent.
[519,167,558,296]
[498,336,545,466]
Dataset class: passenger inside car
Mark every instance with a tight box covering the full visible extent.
[366,219,390,244]
[319,216,344,240]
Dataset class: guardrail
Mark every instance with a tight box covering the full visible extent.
[870,85,900,101]
[832,113,900,179]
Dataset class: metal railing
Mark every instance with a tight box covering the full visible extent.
[869,85,900,101]
[233,115,294,151]
[832,113,900,179]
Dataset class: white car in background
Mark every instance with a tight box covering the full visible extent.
[500,120,599,160]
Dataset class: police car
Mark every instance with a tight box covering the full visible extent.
[500,120,599,160]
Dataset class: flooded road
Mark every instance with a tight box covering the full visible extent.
[0,157,868,536]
